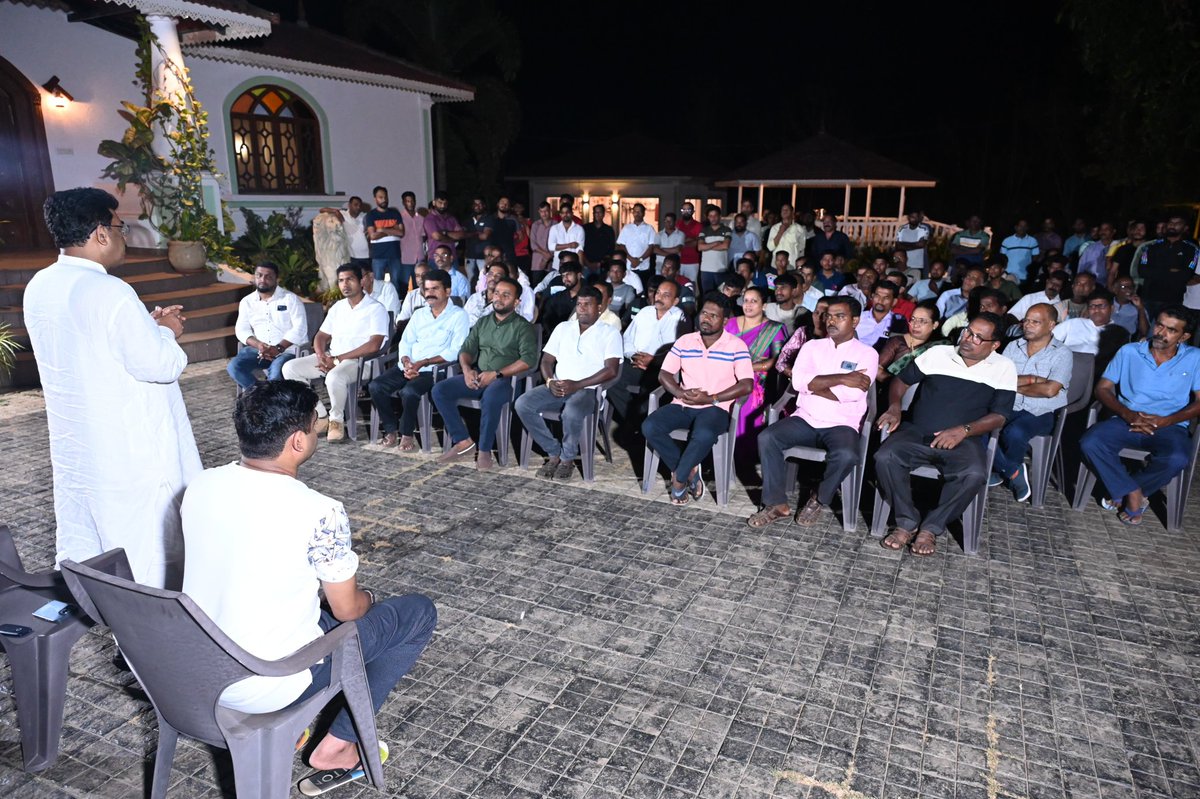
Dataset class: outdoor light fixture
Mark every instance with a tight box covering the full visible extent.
[581,191,590,213]
[610,191,619,216]
[41,76,73,108]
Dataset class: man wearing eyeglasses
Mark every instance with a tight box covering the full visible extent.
[874,312,1017,556]
[26,188,202,588]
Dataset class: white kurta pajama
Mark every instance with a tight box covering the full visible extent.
[24,254,202,588]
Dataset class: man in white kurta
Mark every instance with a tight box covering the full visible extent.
[26,188,202,589]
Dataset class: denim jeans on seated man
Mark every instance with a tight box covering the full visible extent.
[368,370,434,439]
[431,375,514,453]
[227,346,296,389]
[515,385,596,462]
[991,409,1056,479]
[642,404,730,483]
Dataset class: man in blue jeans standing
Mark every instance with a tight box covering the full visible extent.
[433,277,539,470]
[642,293,753,505]
[993,303,1074,501]
[1080,306,1200,525]
[182,380,437,795]
[363,186,405,284]
[227,261,309,389]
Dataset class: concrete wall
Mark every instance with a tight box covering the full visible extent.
[0,3,436,240]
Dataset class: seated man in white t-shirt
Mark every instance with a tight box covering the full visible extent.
[282,263,389,441]
[361,268,401,317]
[181,380,436,794]
[514,285,622,481]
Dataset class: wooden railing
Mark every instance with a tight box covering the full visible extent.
[837,216,978,247]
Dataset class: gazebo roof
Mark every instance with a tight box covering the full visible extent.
[508,133,724,180]
[716,133,935,188]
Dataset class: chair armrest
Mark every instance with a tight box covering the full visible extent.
[647,386,666,414]
[1085,400,1101,427]
[251,620,361,677]
[0,525,59,589]
[768,388,797,426]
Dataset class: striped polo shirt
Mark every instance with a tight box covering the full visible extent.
[898,345,1017,437]
[661,331,754,412]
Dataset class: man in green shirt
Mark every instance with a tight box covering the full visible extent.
[432,277,539,470]
[950,214,991,267]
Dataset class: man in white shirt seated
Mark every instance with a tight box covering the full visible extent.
[228,261,308,388]
[283,264,389,441]
[1052,288,1130,369]
[515,285,622,481]
[397,262,430,322]
[369,269,469,450]
[1010,270,1070,323]
[182,380,436,793]
[607,278,686,438]
[571,279,622,330]
[361,268,401,318]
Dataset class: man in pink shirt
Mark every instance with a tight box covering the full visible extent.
[397,190,426,298]
[748,296,878,528]
[642,293,754,505]
[529,201,554,283]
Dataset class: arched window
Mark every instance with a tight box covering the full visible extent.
[229,85,324,194]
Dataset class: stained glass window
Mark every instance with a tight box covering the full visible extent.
[229,86,323,194]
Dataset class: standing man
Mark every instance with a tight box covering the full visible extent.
[1064,218,1090,260]
[228,261,309,389]
[282,264,389,442]
[949,215,991,267]
[809,214,854,262]
[368,269,469,450]
[529,202,555,285]
[764,204,805,270]
[676,202,704,285]
[653,212,686,276]
[490,196,518,264]
[433,278,539,470]
[397,191,426,297]
[749,296,877,528]
[1080,307,1200,525]
[422,191,466,267]
[547,203,586,272]
[999,219,1041,285]
[1138,214,1200,320]
[698,205,733,295]
[875,313,1017,556]
[28,188,202,588]
[616,203,658,281]
[182,380,436,793]
[464,197,495,280]
[515,286,622,481]
[728,213,762,269]
[642,294,754,505]
[895,210,931,281]
[362,187,405,285]
[992,304,1073,501]
[1076,221,1116,282]
[582,204,616,273]
[319,196,370,275]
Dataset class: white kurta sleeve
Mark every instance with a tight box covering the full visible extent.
[108,292,188,383]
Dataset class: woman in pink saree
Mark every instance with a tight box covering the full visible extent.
[724,286,786,439]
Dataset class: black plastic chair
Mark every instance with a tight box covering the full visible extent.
[766,387,877,532]
[641,387,748,507]
[1070,403,1200,531]
[1028,352,1094,507]
[870,384,1001,555]
[0,527,117,772]
[61,551,384,799]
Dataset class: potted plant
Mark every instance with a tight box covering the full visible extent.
[98,17,233,272]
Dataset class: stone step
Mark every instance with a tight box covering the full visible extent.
[178,325,238,363]
[0,269,217,306]
[181,301,241,335]
[139,282,249,312]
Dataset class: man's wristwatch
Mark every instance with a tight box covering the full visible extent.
[332,356,341,366]
[711,396,720,406]
[962,423,972,435]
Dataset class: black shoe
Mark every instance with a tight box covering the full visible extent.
[553,460,576,481]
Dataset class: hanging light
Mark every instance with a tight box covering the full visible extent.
[41,76,73,109]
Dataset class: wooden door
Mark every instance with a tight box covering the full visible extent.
[0,55,55,250]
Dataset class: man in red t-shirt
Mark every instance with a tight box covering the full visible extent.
[676,201,703,286]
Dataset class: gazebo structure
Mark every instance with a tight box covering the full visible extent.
[716,133,951,246]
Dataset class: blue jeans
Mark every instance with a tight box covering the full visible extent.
[699,271,725,295]
[431,374,514,452]
[226,346,296,388]
[642,402,729,483]
[514,384,596,460]
[992,409,1056,478]
[367,368,434,437]
[394,263,416,298]
[371,256,401,284]
[1080,416,1191,500]
[293,594,437,744]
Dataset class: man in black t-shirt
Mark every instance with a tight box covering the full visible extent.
[489,196,518,264]
[362,186,405,285]
[582,205,616,273]
[1138,214,1200,319]
[465,197,495,282]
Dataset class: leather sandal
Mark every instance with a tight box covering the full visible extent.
[747,506,790,528]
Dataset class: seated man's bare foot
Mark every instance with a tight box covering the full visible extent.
[910,530,936,556]
[308,734,360,771]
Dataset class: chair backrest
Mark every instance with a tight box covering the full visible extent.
[900,382,919,412]
[60,554,270,748]
[303,301,326,347]
[1064,352,1096,412]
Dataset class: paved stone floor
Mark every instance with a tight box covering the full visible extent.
[0,362,1198,798]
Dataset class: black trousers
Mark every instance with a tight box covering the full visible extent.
[873,427,988,536]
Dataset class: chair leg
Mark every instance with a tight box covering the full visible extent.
[149,714,181,799]
[497,405,512,467]
[581,412,596,483]
[369,406,380,444]
[714,433,731,507]
[599,404,614,463]
[519,414,533,469]
[870,487,890,538]
[4,634,72,772]
[962,493,985,556]
[225,726,297,799]
[418,395,433,453]
[1165,475,1183,532]
[784,462,799,504]
[1029,437,1050,508]
[641,445,658,494]
[839,470,859,533]
[1071,462,1098,510]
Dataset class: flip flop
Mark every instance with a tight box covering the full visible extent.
[669,484,690,506]
[687,468,705,501]
[1100,497,1118,511]
[298,741,389,797]
[1118,504,1147,526]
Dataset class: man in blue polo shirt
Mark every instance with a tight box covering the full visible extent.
[1079,306,1200,525]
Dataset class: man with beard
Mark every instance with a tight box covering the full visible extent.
[608,277,686,438]
[810,213,854,261]
[1011,269,1071,323]
[728,213,761,268]
[676,201,703,285]
[363,187,405,284]
[1066,272,1097,319]
[653,212,686,276]
[875,313,1017,556]
[855,281,909,347]
[368,269,469,451]
[422,191,467,267]
[616,202,657,280]
[228,261,308,389]
[540,260,584,335]
[1080,306,1200,525]
[642,294,754,505]
[764,203,805,270]
[1138,214,1200,320]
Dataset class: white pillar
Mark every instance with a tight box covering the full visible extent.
[865,184,873,218]
[757,184,764,215]
[898,186,907,218]
[842,184,851,217]
[737,185,743,208]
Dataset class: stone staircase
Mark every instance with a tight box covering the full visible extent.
[0,247,247,388]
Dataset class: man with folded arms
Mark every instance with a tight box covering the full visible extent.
[515,286,621,481]
[749,296,877,528]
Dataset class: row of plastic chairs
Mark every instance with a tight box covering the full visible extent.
[0,531,382,797]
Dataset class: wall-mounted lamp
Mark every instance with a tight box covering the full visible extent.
[42,76,74,108]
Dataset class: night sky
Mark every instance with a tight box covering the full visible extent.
[250,1,1105,223]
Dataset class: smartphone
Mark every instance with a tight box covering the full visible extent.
[32,600,75,623]
[0,624,33,637]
